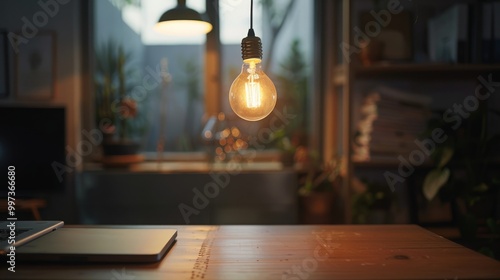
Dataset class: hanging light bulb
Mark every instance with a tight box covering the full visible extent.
[229,0,277,121]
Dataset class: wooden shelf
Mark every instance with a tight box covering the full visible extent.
[333,63,500,84]
[354,63,500,78]
[352,155,500,168]
[352,156,433,168]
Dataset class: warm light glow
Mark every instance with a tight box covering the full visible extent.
[245,81,261,108]
[154,20,213,36]
[229,58,277,121]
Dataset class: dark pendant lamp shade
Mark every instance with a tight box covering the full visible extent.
[155,0,212,36]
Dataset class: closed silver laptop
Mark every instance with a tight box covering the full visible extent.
[1,221,177,263]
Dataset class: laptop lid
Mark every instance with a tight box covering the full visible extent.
[0,221,64,254]
[16,227,177,263]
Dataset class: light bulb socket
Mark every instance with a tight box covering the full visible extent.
[241,29,262,61]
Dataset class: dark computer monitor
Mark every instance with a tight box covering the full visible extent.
[0,106,66,196]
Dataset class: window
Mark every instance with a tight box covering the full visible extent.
[142,0,207,152]
[93,0,314,160]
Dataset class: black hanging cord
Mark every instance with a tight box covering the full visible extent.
[250,0,254,30]
[242,0,261,59]
[248,0,255,37]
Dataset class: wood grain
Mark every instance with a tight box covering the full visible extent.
[1,225,499,279]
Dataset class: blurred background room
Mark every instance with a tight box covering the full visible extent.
[0,0,499,259]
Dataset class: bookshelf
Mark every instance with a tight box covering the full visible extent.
[322,0,500,224]
[355,64,500,77]
[334,64,500,85]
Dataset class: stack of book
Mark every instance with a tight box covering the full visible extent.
[353,87,432,162]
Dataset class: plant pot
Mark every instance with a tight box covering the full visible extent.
[101,141,144,167]
[457,213,478,241]
[102,141,140,156]
[280,151,295,167]
[453,193,497,240]
[299,192,335,224]
[366,209,391,224]
[359,39,384,66]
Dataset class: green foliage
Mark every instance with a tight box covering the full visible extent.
[94,39,147,142]
[273,38,309,149]
[279,39,307,79]
[95,40,119,124]
[422,102,500,247]
[352,181,393,224]
[422,104,500,205]
[298,155,341,196]
[176,58,202,151]
[179,58,201,102]
[260,0,292,28]
[423,168,450,201]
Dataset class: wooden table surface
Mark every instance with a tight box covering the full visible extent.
[2,225,500,280]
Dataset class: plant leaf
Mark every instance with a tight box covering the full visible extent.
[472,183,488,192]
[423,168,450,201]
[438,146,454,168]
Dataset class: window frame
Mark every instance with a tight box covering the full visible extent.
[83,0,322,165]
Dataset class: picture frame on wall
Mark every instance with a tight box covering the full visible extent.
[0,30,9,98]
[15,32,56,100]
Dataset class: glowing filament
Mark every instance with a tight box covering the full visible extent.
[245,80,261,108]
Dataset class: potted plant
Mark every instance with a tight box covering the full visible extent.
[94,40,147,160]
[271,39,309,166]
[297,153,342,224]
[422,103,500,242]
[352,179,393,224]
